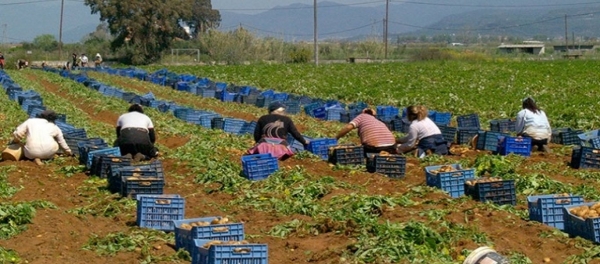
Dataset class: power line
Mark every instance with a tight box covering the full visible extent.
[0,0,56,6]
[216,1,385,12]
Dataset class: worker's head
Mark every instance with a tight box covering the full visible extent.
[406,105,428,122]
[362,108,376,116]
[268,101,286,115]
[522,97,539,113]
[38,110,58,123]
[128,103,144,113]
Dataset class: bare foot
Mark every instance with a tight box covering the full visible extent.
[34,158,43,166]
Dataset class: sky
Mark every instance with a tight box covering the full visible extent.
[212,0,383,14]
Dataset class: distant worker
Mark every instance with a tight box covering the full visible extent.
[115,104,159,162]
[336,108,397,154]
[0,52,5,70]
[94,53,102,68]
[397,105,449,157]
[71,53,78,70]
[248,101,309,160]
[11,110,72,166]
[16,59,28,70]
[516,97,552,153]
[81,53,89,67]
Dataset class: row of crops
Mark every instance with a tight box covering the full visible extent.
[3,61,600,263]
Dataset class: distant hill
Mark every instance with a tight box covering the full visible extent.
[3,1,600,43]
[219,1,600,41]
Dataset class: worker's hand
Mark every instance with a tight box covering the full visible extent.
[12,137,20,144]
[65,150,73,156]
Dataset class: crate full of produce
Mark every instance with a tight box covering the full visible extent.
[136,194,185,231]
[328,144,364,165]
[366,153,406,179]
[528,193,584,230]
[173,216,245,253]
[121,168,164,198]
[570,147,600,169]
[425,164,474,198]
[465,177,516,205]
[306,138,338,160]
[563,202,600,243]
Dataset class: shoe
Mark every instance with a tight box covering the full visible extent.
[133,153,146,162]
[34,158,44,166]
[541,145,552,153]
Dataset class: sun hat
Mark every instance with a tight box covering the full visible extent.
[268,101,286,113]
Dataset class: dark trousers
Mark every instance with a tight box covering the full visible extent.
[116,128,158,158]
[363,144,398,156]
[417,134,449,156]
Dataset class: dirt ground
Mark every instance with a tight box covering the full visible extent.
[0,71,597,264]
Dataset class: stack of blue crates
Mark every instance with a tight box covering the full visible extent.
[528,194,583,230]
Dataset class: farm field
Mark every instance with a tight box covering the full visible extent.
[1,60,600,264]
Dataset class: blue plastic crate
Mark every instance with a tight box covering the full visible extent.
[306,138,338,160]
[457,114,480,129]
[328,145,364,165]
[63,128,87,139]
[136,194,185,231]
[578,130,600,147]
[192,239,268,264]
[241,154,278,180]
[497,136,531,157]
[211,117,224,130]
[476,131,509,152]
[457,127,480,145]
[86,147,121,169]
[489,119,516,133]
[366,154,406,179]
[287,135,311,153]
[303,102,322,116]
[311,107,327,119]
[376,106,399,117]
[199,114,220,129]
[432,112,452,126]
[121,174,164,198]
[173,217,245,253]
[109,160,164,193]
[78,143,110,166]
[240,121,257,135]
[241,94,259,105]
[563,202,600,243]
[465,178,516,205]
[197,88,216,98]
[528,194,584,230]
[570,147,600,169]
[326,108,346,121]
[255,96,273,108]
[551,128,583,145]
[438,125,457,144]
[272,92,288,102]
[425,164,473,198]
[98,155,132,178]
[284,100,301,115]
[223,118,246,135]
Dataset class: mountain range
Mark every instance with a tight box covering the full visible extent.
[2,1,600,43]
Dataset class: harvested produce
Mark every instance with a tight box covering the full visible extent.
[201,240,250,249]
[429,165,456,174]
[179,217,230,230]
[465,177,503,186]
[569,203,600,219]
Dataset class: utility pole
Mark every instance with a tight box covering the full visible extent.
[59,0,65,59]
[313,0,318,66]
[1,24,6,49]
[564,14,568,54]
[384,0,389,60]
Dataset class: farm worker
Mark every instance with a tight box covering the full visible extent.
[71,53,78,69]
[80,53,89,67]
[16,59,28,70]
[0,51,5,69]
[335,108,397,154]
[12,110,72,166]
[248,101,308,160]
[115,104,159,162]
[515,97,552,153]
[397,105,448,157]
[94,53,102,67]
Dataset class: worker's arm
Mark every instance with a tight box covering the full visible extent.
[336,123,355,140]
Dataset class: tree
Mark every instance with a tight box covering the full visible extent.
[84,0,195,65]
[184,0,221,39]
[32,34,58,52]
